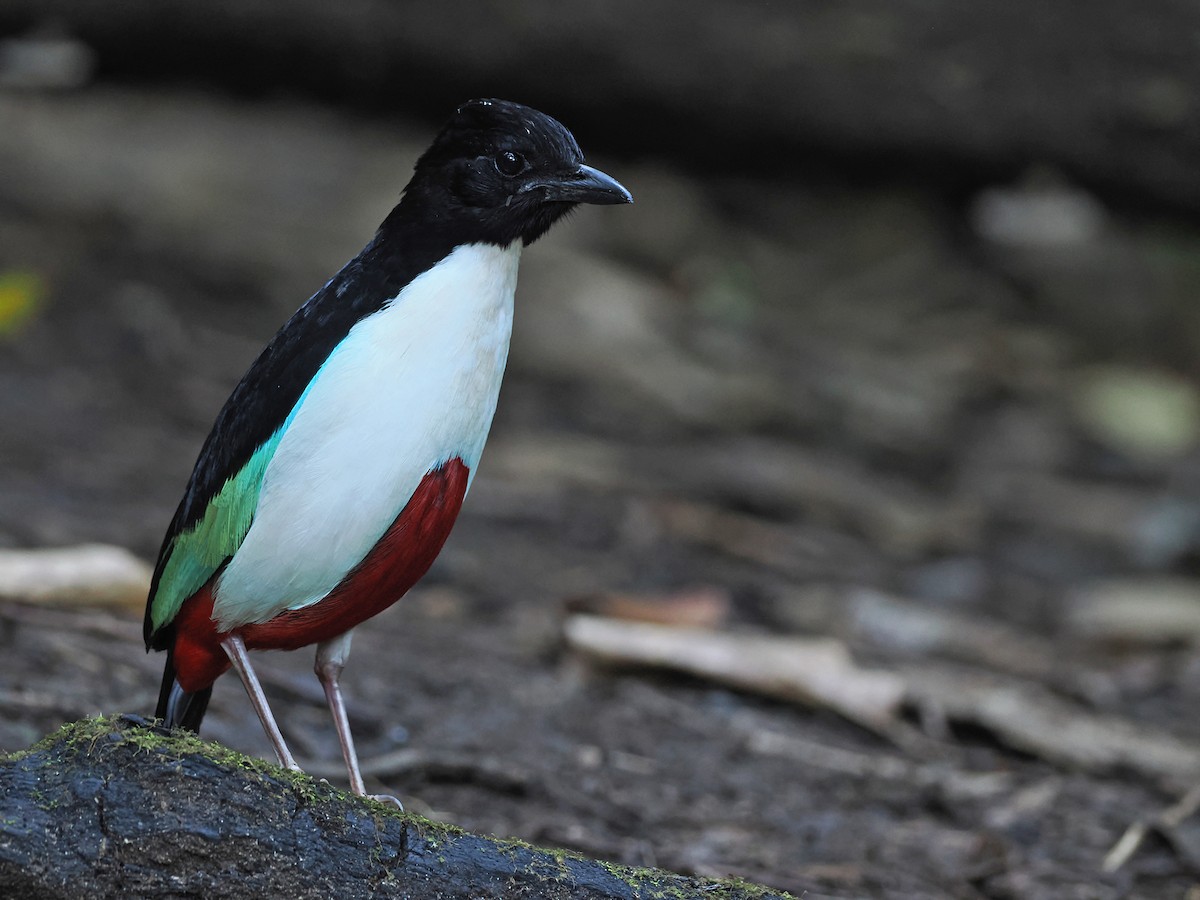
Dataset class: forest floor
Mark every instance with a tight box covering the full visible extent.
[2,86,1200,899]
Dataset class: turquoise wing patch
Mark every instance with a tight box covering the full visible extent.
[149,431,285,632]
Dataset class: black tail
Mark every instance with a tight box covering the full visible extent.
[156,650,213,732]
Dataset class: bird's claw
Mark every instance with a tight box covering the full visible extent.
[367,792,405,810]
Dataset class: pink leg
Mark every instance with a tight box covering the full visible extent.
[315,632,402,808]
[221,634,300,771]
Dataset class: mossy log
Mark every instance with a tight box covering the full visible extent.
[0,716,787,900]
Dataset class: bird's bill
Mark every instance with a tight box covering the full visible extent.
[524,164,633,205]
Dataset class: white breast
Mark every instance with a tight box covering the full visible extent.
[213,241,521,629]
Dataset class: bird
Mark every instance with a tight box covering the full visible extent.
[143,98,632,803]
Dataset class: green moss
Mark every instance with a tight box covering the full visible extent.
[591,859,790,900]
[25,716,366,811]
[31,787,60,812]
[0,745,33,765]
[482,835,787,900]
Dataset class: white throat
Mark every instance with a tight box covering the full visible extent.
[214,241,522,628]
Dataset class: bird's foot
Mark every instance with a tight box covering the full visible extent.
[366,792,404,810]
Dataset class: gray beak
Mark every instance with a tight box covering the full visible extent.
[526,164,633,205]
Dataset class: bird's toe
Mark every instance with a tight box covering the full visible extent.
[367,792,405,810]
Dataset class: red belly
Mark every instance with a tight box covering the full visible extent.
[172,457,469,691]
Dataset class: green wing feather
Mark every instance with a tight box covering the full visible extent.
[148,431,285,633]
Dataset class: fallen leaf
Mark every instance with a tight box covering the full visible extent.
[0,269,44,335]
[563,615,905,732]
[843,588,1060,680]
[1072,364,1200,461]
[1064,577,1200,645]
[565,586,731,628]
[0,544,152,611]
[905,666,1200,781]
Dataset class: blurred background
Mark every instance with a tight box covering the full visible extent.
[2,2,1200,897]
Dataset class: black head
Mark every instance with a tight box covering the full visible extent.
[399,99,632,247]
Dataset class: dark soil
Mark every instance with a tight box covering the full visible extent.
[2,84,1200,899]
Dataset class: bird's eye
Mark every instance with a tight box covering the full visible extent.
[494,150,527,177]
